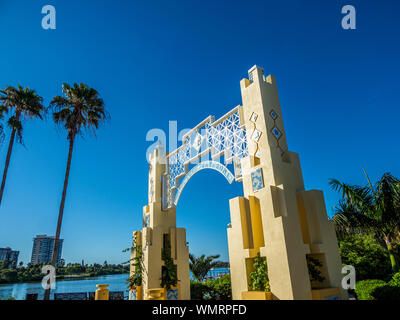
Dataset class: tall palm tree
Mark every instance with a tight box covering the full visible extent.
[189,253,223,282]
[44,83,109,299]
[0,85,45,205]
[330,172,400,273]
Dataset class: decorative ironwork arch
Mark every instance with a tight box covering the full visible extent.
[162,106,249,210]
[173,161,235,206]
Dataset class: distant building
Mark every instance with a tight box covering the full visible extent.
[0,247,19,269]
[31,235,63,266]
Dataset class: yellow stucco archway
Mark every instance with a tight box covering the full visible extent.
[130,65,347,301]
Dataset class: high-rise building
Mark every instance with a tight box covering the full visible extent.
[31,235,63,266]
[0,247,19,269]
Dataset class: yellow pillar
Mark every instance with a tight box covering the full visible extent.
[95,284,110,300]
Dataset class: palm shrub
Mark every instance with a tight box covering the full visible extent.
[189,253,222,282]
[0,85,45,204]
[330,173,400,273]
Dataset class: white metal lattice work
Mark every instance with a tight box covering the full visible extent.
[163,106,248,209]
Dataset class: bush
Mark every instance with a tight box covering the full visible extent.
[249,253,269,292]
[190,275,232,300]
[355,279,387,300]
[355,274,400,300]
[206,275,232,300]
[0,269,18,283]
[389,272,400,287]
[339,234,392,281]
[371,285,400,300]
[190,281,207,300]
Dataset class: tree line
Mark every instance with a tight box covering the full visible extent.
[0,260,128,284]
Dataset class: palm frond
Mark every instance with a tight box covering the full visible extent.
[49,83,109,141]
[0,85,45,144]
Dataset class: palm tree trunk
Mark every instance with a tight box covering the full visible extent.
[384,236,399,273]
[44,137,75,300]
[0,128,17,205]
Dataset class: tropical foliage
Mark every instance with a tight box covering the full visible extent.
[189,253,223,282]
[44,83,109,299]
[355,272,400,300]
[161,240,178,290]
[331,172,400,273]
[0,85,45,204]
[390,272,400,287]
[338,233,393,280]
[354,279,388,300]
[190,275,232,300]
[124,233,145,290]
[249,253,270,292]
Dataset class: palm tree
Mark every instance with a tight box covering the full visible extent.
[189,253,223,282]
[44,83,109,299]
[0,85,45,205]
[330,172,400,273]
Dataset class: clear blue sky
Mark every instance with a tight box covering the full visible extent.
[0,0,399,265]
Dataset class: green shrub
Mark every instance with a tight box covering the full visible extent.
[190,275,232,300]
[355,279,387,300]
[355,275,400,300]
[0,269,18,283]
[371,285,400,300]
[389,272,400,287]
[125,233,144,290]
[190,281,207,300]
[249,253,270,292]
[206,275,232,300]
[161,241,177,290]
[339,234,392,281]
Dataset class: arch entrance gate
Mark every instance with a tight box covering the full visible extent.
[130,66,346,300]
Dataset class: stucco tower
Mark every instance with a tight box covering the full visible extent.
[227,66,346,300]
[132,145,190,300]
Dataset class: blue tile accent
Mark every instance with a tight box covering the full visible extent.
[251,169,264,192]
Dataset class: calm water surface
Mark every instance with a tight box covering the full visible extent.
[0,268,230,300]
[0,273,130,300]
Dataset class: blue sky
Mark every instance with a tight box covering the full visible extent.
[0,0,399,265]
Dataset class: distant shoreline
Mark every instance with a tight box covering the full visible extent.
[0,272,129,286]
